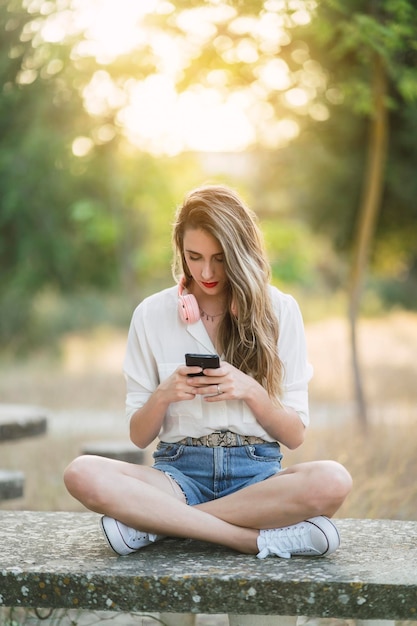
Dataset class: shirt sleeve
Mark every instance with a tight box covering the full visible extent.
[123,301,159,422]
[275,291,313,427]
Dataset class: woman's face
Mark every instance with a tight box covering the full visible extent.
[183,228,228,298]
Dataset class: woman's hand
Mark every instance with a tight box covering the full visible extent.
[186,361,256,402]
[129,364,200,448]
[157,365,203,403]
[186,360,305,449]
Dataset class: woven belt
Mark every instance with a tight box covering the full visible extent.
[177,430,267,447]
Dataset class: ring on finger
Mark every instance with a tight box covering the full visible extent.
[217,384,222,395]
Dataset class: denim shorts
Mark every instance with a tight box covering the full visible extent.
[152,441,283,506]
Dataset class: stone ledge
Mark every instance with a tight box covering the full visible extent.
[0,405,48,442]
[81,440,145,464]
[0,470,24,500]
[0,512,416,619]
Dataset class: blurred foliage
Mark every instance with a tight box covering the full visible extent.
[254,100,417,296]
[1,0,417,351]
[297,0,417,283]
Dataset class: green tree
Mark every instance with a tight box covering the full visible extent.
[0,2,154,346]
[297,0,417,427]
[0,2,81,340]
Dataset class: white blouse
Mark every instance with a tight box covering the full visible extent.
[124,284,313,443]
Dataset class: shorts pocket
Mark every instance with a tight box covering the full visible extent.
[245,442,283,464]
[153,442,184,463]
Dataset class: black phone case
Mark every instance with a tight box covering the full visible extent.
[185,353,220,375]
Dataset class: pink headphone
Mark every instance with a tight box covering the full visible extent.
[178,277,237,324]
[178,277,200,324]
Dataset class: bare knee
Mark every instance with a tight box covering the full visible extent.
[314,460,352,515]
[63,455,92,500]
[64,455,109,511]
[298,460,352,517]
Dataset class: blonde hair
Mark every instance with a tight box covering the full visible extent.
[172,184,283,400]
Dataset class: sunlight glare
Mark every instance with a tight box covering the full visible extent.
[118,76,255,155]
[70,0,160,63]
[176,10,217,39]
[179,89,255,152]
[150,32,188,76]
[82,70,127,117]
[176,4,236,36]
[118,75,182,156]
[94,124,117,144]
[33,0,323,154]
[40,10,74,43]
[258,13,291,53]
[256,59,291,91]
[206,69,231,88]
[259,119,299,148]
[228,16,257,35]
[235,39,259,63]
[288,0,317,24]
[16,68,37,85]
[290,10,311,26]
[285,88,309,107]
[309,103,329,121]
[72,136,94,157]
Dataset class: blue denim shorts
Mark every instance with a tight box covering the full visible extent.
[152,441,283,506]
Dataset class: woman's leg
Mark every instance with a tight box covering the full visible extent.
[64,456,351,555]
[64,455,259,554]
[196,460,352,529]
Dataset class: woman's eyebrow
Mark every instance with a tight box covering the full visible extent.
[185,249,223,257]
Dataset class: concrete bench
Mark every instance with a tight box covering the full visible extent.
[0,470,24,500]
[0,404,48,441]
[0,511,416,624]
[0,404,48,501]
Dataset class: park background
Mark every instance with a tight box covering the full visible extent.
[1,0,417,531]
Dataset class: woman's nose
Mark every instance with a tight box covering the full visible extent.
[201,262,214,279]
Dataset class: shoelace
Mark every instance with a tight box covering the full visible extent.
[257,523,313,559]
[126,527,157,545]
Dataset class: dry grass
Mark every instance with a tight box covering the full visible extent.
[1,312,417,520]
[284,421,417,521]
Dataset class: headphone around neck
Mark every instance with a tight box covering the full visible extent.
[178,277,237,324]
[178,278,200,324]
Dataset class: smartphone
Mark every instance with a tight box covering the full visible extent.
[185,353,220,376]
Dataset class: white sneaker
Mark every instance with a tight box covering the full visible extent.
[100,516,165,556]
[257,516,340,559]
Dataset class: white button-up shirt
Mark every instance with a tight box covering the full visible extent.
[124,284,313,443]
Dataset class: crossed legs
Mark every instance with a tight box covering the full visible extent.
[64,455,352,555]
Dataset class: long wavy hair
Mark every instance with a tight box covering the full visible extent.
[172,184,283,400]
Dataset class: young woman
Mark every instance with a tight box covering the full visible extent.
[64,185,352,559]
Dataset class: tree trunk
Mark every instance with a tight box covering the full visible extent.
[348,53,389,431]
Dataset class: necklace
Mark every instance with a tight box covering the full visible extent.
[199,308,225,322]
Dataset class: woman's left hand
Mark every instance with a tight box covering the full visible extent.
[186,361,255,402]
[187,360,305,449]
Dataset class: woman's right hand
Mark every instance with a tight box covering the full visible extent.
[130,363,210,448]
[130,365,198,448]
[156,365,200,403]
